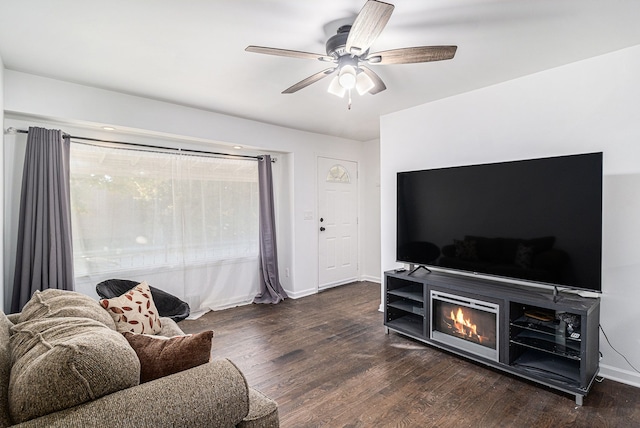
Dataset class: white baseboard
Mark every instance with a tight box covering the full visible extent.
[360,274,381,283]
[598,364,640,389]
[285,287,318,300]
[288,278,381,300]
[318,277,358,291]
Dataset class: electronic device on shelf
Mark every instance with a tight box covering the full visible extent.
[524,310,555,322]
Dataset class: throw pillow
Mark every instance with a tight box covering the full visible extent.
[465,235,501,262]
[8,317,140,423]
[514,243,534,269]
[100,281,162,334]
[123,330,213,383]
[454,239,478,261]
[19,289,116,330]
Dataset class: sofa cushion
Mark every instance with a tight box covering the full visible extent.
[158,317,186,337]
[0,312,13,427]
[123,330,213,383]
[19,288,116,329]
[100,281,162,334]
[514,243,534,269]
[238,388,280,428]
[16,359,255,427]
[463,235,556,263]
[454,239,478,261]
[465,236,502,262]
[9,317,140,423]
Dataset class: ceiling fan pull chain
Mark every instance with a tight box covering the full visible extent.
[348,89,352,110]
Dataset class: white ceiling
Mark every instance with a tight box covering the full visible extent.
[1,0,640,142]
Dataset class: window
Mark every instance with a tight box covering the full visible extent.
[326,164,351,183]
[70,143,259,278]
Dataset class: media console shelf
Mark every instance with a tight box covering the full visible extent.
[386,276,426,338]
[384,270,600,406]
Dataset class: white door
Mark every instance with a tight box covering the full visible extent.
[318,157,358,289]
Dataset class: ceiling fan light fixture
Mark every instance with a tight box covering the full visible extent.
[356,70,375,95]
[338,65,357,89]
[246,0,458,102]
[327,75,346,97]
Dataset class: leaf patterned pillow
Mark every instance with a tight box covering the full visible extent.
[100,281,162,334]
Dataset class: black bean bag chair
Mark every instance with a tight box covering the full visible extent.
[96,279,190,322]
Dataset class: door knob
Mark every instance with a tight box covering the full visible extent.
[320,227,326,232]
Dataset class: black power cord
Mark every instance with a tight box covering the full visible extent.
[600,324,640,374]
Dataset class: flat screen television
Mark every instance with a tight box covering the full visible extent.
[396,152,603,292]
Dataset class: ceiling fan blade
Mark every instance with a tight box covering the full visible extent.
[282,68,337,94]
[367,46,457,65]
[359,66,386,95]
[345,0,395,56]
[245,46,333,62]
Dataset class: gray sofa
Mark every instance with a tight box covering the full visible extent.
[0,290,278,427]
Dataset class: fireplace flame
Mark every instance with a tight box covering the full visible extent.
[450,308,482,343]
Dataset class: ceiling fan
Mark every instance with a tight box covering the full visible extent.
[246,0,457,108]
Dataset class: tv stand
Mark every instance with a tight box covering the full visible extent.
[384,270,600,405]
[408,264,431,275]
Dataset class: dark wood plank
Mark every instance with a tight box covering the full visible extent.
[180,282,640,428]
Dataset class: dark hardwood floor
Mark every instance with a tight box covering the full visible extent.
[180,282,640,428]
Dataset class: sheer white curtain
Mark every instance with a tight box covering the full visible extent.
[70,143,260,313]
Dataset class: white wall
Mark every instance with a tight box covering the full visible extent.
[380,45,640,388]
[360,138,381,283]
[0,56,4,311]
[2,70,376,310]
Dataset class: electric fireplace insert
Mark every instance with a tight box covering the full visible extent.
[430,290,499,361]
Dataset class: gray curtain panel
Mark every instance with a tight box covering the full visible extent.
[11,127,75,312]
[254,155,288,304]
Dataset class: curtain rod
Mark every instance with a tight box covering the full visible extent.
[5,127,268,161]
